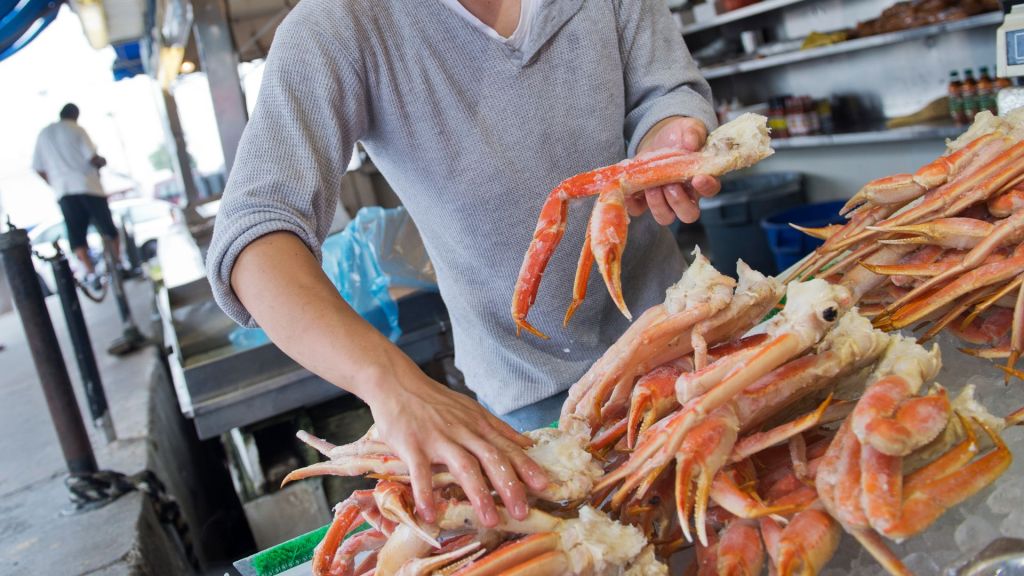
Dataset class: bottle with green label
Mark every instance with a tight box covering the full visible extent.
[948,70,965,125]
[962,69,979,121]
[977,66,997,114]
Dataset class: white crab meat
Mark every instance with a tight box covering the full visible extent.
[525,415,603,502]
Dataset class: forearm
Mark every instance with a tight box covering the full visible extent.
[231,231,409,405]
[231,231,548,523]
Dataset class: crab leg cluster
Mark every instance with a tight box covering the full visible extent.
[786,109,1024,379]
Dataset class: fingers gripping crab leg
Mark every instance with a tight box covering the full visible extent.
[511,113,773,338]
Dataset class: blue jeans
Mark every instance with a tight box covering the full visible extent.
[487,391,568,433]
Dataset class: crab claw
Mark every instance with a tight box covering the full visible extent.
[842,174,922,215]
[673,410,739,546]
[790,222,843,241]
[626,365,683,449]
[872,218,993,250]
[591,188,631,319]
[375,481,441,548]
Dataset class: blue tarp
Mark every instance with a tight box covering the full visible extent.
[0,0,61,62]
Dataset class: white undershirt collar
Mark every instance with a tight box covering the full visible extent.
[438,0,537,51]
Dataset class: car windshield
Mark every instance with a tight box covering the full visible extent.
[31,224,65,246]
[127,203,170,224]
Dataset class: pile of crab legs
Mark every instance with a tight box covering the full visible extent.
[784,109,1024,381]
[561,251,1024,576]
[284,254,1024,575]
[279,111,1024,575]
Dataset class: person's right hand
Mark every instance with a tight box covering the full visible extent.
[361,357,549,528]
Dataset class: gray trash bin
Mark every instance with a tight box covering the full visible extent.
[698,172,805,277]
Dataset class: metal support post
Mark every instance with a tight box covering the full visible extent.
[155,86,204,222]
[121,215,143,276]
[0,228,97,475]
[50,248,116,444]
[105,247,147,356]
[193,0,248,176]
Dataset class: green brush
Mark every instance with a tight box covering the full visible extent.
[243,523,369,576]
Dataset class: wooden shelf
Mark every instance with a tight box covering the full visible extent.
[681,0,814,35]
[701,11,1003,80]
[771,123,963,150]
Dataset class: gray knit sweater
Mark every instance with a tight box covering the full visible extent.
[206,0,716,414]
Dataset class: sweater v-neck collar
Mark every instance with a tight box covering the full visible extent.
[434,0,584,66]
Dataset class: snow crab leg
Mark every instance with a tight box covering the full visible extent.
[511,113,773,338]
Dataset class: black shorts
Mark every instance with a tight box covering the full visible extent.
[59,194,118,249]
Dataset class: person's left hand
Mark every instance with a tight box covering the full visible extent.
[629,117,721,226]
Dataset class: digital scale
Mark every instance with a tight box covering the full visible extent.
[997,0,1024,113]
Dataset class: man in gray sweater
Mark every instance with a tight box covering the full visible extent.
[207,0,718,528]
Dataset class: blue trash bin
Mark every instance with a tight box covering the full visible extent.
[760,200,847,273]
[699,172,805,276]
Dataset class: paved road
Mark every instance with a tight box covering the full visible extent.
[0,277,160,575]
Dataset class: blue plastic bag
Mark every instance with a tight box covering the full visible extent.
[322,206,437,341]
[231,207,436,350]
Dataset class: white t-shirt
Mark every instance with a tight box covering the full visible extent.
[438,0,537,50]
[32,120,104,199]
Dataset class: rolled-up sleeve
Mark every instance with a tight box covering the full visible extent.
[206,11,368,327]
[616,0,717,157]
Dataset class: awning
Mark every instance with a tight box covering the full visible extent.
[0,0,63,62]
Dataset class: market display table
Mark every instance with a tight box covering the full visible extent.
[159,278,451,440]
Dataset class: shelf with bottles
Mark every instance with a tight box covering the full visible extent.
[698,11,1003,81]
[947,67,1009,125]
[770,123,963,150]
[718,89,981,150]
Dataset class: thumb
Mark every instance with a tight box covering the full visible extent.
[681,125,704,152]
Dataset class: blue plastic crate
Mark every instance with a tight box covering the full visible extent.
[760,201,847,273]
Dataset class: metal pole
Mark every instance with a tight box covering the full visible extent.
[105,247,146,356]
[50,249,116,444]
[193,0,248,176]
[0,228,97,475]
[121,215,143,275]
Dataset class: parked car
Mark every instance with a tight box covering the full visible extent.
[30,198,184,295]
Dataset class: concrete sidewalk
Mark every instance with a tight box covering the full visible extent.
[0,277,195,575]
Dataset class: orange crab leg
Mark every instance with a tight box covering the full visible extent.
[455,532,563,576]
[591,188,631,319]
[626,364,684,449]
[874,217,995,250]
[989,184,1024,217]
[715,520,765,576]
[282,454,411,486]
[851,381,951,457]
[511,193,572,339]
[563,214,595,327]
[872,421,1011,541]
[774,508,842,576]
[840,133,999,215]
[882,210,1024,314]
[828,140,1024,256]
[876,244,1024,331]
[313,500,364,576]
